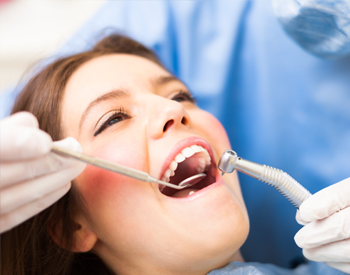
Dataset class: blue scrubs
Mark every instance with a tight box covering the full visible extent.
[208,261,346,275]
[2,0,350,269]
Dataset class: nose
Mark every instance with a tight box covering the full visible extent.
[147,96,191,139]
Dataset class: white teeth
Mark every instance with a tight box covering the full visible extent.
[175,153,186,163]
[199,158,206,166]
[205,156,211,165]
[164,169,171,178]
[160,145,212,190]
[197,159,206,173]
[198,158,206,166]
[189,191,195,195]
[190,145,202,153]
[170,160,178,171]
[182,147,195,158]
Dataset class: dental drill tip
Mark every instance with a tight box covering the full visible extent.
[218,150,238,174]
[221,172,225,176]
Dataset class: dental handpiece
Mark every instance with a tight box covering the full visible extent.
[218,150,311,208]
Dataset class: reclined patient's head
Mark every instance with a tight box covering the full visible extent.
[10,35,249,275]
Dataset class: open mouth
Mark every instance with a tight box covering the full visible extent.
[159,145,217,198]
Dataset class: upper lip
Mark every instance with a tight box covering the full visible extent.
[158,136,217,184]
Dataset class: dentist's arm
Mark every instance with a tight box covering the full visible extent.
[0,112,86,234]
[295,177,350,274]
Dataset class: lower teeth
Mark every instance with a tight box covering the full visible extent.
[189,191,195,195]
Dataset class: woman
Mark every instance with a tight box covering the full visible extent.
[2,34,249,275]
[1,34,344,275]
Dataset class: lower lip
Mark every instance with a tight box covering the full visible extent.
[164,170,224,200]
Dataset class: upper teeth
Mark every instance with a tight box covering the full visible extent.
[161,145,211,184]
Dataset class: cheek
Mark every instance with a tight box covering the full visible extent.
[74,145,148,217]
[77,167,124,204]
[79,134,147,194]
[190,110,245,202]
[191,110,231,154]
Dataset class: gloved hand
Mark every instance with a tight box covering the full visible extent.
[0,112,86,234]
[295,177,350,274]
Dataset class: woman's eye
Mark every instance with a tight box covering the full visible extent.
[94,108,130,136]
[172,91,196,103]
[108,115,124,126]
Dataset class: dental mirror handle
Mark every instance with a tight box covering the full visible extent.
[218,150,311,208]
[51,144,190,190]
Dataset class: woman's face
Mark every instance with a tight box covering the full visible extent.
[61,54,249,275]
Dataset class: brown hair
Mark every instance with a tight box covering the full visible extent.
[1,34,163,275]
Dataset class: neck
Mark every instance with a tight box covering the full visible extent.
[100,248,244,275]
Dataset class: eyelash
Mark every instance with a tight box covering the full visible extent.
[172,90,196,104]
[94,91,195,136]
[94,107,129,136]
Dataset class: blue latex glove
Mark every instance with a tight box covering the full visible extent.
[272,0,350,59]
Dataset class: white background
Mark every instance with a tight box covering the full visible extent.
[0,0,106,92]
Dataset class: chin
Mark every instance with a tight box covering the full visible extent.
[198,191,249,261]
[173,217,248,275]
[166,183,249,267]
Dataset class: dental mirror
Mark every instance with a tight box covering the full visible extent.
[177,173,206,187]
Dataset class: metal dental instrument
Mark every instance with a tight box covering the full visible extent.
[51,144,206,190]
[218,150,311,208]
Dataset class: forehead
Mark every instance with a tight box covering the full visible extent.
[62,54,171,118]
[65,54,170,96]
[60,54,175,137]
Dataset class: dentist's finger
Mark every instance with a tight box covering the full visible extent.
[0,137,84,189]
[0,126,52,161]
[303,238,350,262]
[296,209,308,225]
[0,183,71,233]
[299,178,350,223]
[0,153,81,189]
[0,162,85,214]
[295,207,350,249]
[1,111,38,128]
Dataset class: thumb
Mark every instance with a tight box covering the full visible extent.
[0,114,52,161]
[295,209,308,225]
[1,112,39,128]
[299,178,350,222]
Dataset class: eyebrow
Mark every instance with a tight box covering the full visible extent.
[79,89,129,131]
[152,75,182,87]
[78,75,184,133]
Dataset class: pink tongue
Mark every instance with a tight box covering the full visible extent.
[172,188,198,198]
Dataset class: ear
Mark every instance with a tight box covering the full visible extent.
[70,220,98,252]
[49,218,98,253]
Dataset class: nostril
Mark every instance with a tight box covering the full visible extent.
[163,120,174,132]
[163,116,188,132]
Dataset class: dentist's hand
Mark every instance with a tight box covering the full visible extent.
[295,177,350,274]
[0,112,86,234]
